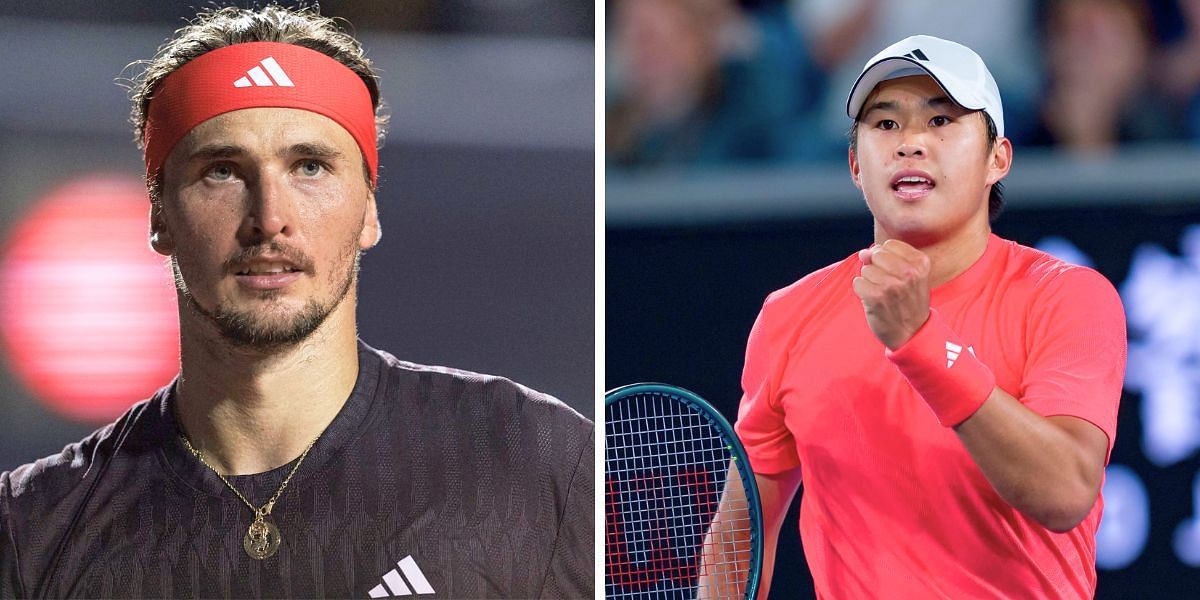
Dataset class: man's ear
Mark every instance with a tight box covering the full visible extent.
[358,190,381,250]
[849,148,863,190]
[986,136,1013,187]
[149,201,174,256]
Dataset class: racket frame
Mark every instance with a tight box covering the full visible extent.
[604,382,764,600]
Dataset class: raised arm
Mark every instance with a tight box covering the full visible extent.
[854,239,1123,532]
[954,389,1108,531]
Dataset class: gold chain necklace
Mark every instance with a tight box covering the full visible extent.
[180,434,319,560]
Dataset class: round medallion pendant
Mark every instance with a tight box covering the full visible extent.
[243,517,281,560]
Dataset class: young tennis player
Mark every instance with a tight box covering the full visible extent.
[725,35,1125,598]
[0,6,592,597]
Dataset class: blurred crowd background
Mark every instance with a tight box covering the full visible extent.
[0,1,593,472]
[607,0,1200,598]
[607,0,1200,166]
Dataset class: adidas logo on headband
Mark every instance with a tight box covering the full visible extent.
[233,57,294,88]
[144,42,378,184]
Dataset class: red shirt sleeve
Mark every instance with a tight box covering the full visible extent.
[1019,266,1127,458]
[735,295,801,475]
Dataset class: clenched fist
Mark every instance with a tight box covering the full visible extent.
[852,239,932,350]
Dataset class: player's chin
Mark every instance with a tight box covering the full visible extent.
[870,194,927,219]
[236,295,313,319]
[229,302,325,335]
[878,216,946,244]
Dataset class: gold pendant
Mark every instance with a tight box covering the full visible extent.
[243,515,281,560]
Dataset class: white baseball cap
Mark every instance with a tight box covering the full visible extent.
[845,35,1004,138]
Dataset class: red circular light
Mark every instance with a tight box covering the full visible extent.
[0,175,180,422]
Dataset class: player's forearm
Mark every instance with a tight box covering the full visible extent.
[748,468,802,599]
[697,461,752,599]
[697,511,752,599]
[699,464,800,598]
[754,520,781,599]
[953,386,1104,532]
[700,491,782,599]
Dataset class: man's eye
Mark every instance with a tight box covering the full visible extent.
[298,160,325,177]
[877,120,898,130]
[206,164,235,181]
[930,115,952,127]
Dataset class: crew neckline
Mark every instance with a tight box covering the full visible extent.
[930,233,1004,304]
[153,340,384,503]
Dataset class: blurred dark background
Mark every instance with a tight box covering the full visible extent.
[607,0,1200,596]
[0,1,593,472]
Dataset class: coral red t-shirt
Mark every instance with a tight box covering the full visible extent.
[735,234,1126,599]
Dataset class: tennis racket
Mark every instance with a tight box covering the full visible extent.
[605,383,763,600]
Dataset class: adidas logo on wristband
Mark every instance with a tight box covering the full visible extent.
[945,341,977,368]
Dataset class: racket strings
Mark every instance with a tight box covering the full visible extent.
[605,392,755,599]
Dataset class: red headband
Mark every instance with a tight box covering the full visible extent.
[143,41,378,185]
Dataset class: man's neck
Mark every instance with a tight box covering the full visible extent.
[874,221,992,288]
[174,301,360,476]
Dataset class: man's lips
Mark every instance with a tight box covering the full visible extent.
[233,271,303,290]
[890,169,935,201]
[230,257,306,290]
[233,263,302,276]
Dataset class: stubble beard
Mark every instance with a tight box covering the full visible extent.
[174,249,361,352]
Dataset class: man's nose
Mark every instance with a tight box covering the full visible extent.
[239,173,295,244]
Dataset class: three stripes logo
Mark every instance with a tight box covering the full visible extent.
[902,48,930,62]
[233,57,294,88]
[368,555,436,597]
[945,341,976,368]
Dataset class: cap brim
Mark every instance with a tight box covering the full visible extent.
[845,56,984,120]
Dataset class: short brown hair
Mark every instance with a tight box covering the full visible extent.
[125,4,388,191]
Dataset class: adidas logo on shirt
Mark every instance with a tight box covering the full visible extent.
[368,555,435,597]
[233,57,294,88]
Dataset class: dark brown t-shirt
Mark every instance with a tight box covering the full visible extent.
[0,341,594,598]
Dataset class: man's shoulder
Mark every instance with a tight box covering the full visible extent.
[363,343,592,432]
[996,236,1121,302]
[358,342,592,496]
[759,252,859,319]
[0,398,155,523]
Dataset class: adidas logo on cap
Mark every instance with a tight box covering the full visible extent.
[233,56,294,88]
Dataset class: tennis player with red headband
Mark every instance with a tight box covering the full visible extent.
[707,35,1126,598]
[0,6,592,598]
